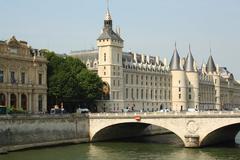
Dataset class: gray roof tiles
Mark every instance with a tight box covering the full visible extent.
[169,48,181,70]
[97,30,123,42]
[185,47,195,72]
[206,55,216,73]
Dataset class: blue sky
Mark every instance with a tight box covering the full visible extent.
[1,0,240,79]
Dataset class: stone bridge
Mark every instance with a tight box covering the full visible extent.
[89,111,240,147]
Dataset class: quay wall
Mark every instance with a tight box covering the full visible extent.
[0,114,89,153]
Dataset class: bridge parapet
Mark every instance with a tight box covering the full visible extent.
[89,111,240,118]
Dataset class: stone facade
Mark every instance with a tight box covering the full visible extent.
[69,9,240,112]
[0,36,47,113]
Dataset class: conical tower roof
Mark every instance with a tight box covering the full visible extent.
[206,55,216,73]
[169,43,181,70]
[185,45,195,72]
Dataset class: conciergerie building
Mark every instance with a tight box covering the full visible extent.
[69,8,240,112]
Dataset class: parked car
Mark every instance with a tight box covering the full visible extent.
[77,108,90,113]
[158,108,170,112]
[50,108,65,114]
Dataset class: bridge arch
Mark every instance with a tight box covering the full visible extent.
[90,121,185,145]
[200,122,240,147]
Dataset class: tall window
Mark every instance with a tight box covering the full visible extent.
[151,90,153,99]
[164,90,167,99]
[21,72,25,84]
[146,89,148,99]
[0,93,5,106]
[131,74,133,84]
[189,88,191,92]
[117,53,119,62]
[126,74,128,84]
[104,53,106,62]
[10,71,15,83]
[113,92,115,99]
[0,70,3,83]
[136,75,139,85]
[189,94,192,100]
[136,89,139,99]
[131,88,134,99]
[38,95,43,112]
[160,90,162,99]
[21,94,27,110]
[39,73,42,85]
[141,89,143,99]
[126,88,128,99]
[10,94,17,108]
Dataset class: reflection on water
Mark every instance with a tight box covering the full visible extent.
[0,134,240,160]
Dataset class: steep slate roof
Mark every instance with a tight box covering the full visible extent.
[206,55,216,73]
[185,45,195,72]
[69,49,98,62]
[169,45,181,70]
[97,30,123,42]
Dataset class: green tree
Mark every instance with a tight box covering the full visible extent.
[42,50,103,112]
[77,69,103,104]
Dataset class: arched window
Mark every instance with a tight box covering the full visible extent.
[21,94,27,110]
[0,93,5,106]
[10,94,17,108]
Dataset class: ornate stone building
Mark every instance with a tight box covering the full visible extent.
[69,9,240,112]
[0,36,47,113]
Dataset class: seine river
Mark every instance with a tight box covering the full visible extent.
[1,134,240,160]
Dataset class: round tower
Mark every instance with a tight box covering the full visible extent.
[170,43,187,111]
[185,45,199,110]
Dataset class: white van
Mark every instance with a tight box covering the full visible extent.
[187,108,198,112]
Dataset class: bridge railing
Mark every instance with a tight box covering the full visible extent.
[88,111,240,117]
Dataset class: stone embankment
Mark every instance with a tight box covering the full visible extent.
[0,114,89,153]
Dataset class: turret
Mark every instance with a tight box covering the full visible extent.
[185,45,199,110]
[206,55,216,73]
[170,43,187,111]
[206,54,221,110]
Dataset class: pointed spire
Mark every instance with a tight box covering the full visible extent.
[206,55,216,73]
[105,8,112,20]
[170,42,181,70]
[105,0,112,20]
[185,44,195,72]
[97,0,123,42]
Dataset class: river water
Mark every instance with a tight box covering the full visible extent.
[1,134,240,160]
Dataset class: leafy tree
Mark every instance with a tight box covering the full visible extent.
[42,50,103,112]
[77,69,103,104]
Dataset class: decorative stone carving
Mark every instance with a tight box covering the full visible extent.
[186,120,199,134]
